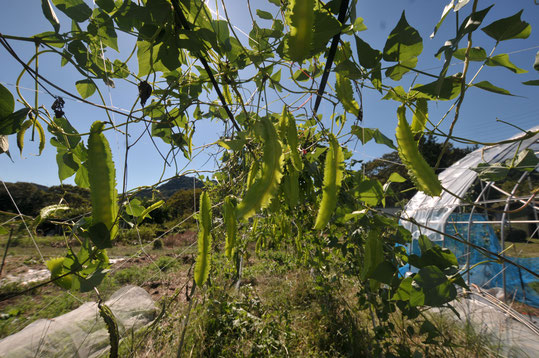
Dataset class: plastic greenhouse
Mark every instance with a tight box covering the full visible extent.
[401,126,539,308]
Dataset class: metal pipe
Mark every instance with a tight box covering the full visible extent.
[500,170,531,303]
[466,181,493,285]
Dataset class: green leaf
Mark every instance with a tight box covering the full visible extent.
[0,83,15,118]
[472,162,509,181]
[113,1,141,32]
[293,69,310,82]
[125,198,145,217]
[421,246,459,270]
[257,9,273,20]
[509,149,538,171]
[46,257,74,290]
[41,0,60,33]
[361,231,384,281]
[392,276,414,301]
[336,73,360,117]
[75,163,90,188]
[371,65,382,92]
[89,222,111,249]
[411,99,428,134]
[413,76,462,100]
[75,80,97,99]
[112,60,129,79]
[333,60,363,80]
[354,36,381,69]
[50,117,81,150]
[457,5,493,37]
[420,320,439,343]
[430,1,454,39]
[473,81,514,96]
[486,54,527,74]
[534,51,539,72]
[0,108,30,135]
[89,9,119,51]
[413,266,456,306]
[383,11,423,62]
[381,86,408,102]
[357,178,384,206]
[351,126,396,150]
[311,8,342,55]
[388,172,407,183]
[212,20,232,55]
[95,0,115,13]
[385,57,417,81]
[195,191,212,286]
[51,0,92,22]
[482,10,531,41]
[523,80,539,86]
[453,47,486,62]
[352,17,367,32]
[418,235,435,254]
[32,32,65,48]
[136,40,157,77]
[370,261,396,285]
[56,149,77,181]
[218,137,246,152]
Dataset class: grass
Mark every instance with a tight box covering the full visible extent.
[503,237,539,258]
[111,252,506,358]
[0,236,514,357]
[0,234,195,340]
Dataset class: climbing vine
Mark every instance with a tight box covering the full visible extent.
[1,0,538,354]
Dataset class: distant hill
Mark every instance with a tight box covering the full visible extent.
[135,175,204,199]
[0,175,203,215]
[0,182,91,216]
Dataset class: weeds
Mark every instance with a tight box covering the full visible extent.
[0,245,514,358]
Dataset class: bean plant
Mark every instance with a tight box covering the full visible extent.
[0,0,538,355]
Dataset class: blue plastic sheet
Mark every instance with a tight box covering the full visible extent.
[402,213,539,307]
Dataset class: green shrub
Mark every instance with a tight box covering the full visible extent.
[152,239,163,250]
[154,256,177,272]
[112,266,152,286]
[116,225,158,244]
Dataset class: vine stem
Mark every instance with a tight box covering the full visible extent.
[434,0,478,170]
[0,36,143,121]
[170,0,242,134]
[32,43,39,141]
[313,0,350,115]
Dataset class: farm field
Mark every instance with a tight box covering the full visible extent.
[1,0,539,356]
[0,231,515,357]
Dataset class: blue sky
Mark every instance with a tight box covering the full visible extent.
[0,0,538,191]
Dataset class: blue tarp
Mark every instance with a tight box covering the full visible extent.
[404,213,539,308]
